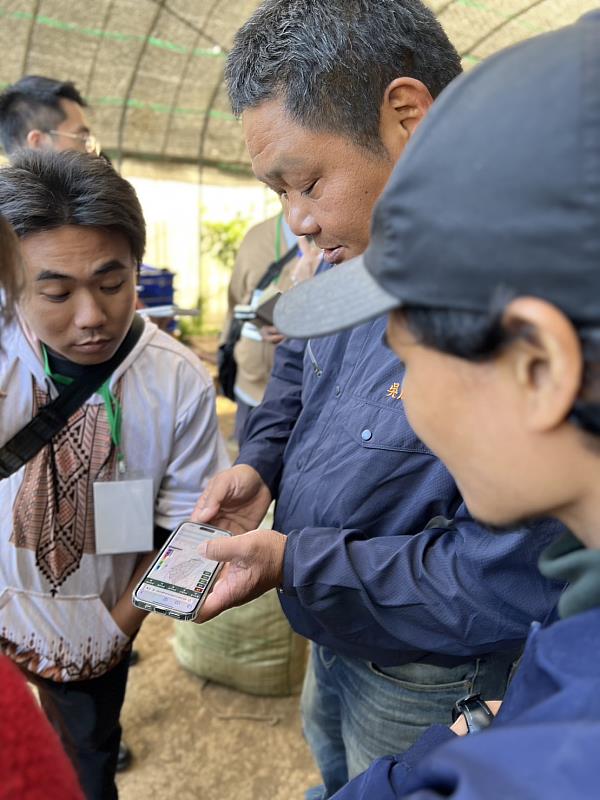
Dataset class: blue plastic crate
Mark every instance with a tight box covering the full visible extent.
[138,265,175,307]
[138,265,177,332]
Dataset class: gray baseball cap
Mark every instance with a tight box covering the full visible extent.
[274,11,600,339]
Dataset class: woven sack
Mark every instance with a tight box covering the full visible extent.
[173,589,307,696]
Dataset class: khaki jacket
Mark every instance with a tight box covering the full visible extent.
[224,215,297,405]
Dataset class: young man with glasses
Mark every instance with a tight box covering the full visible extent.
[0,75,99,158]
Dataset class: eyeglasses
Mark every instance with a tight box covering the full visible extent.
[46,129,100,156]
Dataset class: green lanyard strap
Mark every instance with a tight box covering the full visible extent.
[275,211,283,261]
[41,344,123,460]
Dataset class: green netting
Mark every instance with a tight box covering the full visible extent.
[0,0,595,171]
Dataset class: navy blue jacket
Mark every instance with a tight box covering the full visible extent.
[238,316,562,665]
[333,606,600,799]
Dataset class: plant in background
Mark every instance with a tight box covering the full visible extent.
[178,214,252,342]
[201,214,251,271]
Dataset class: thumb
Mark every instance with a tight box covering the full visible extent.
[192,494,219,523]
[198,536,239,563]
[192,474,231,522]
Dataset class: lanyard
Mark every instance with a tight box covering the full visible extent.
[41,344,125,473]
[275,211,283,261]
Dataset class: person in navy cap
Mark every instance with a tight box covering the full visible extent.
[268,10,600,799]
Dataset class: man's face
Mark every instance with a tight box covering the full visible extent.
[44,98,92,154]
[20,225,137,365]
[243,98,394,264]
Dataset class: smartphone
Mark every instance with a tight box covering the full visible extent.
[233,303,257,321]
[132,521,232,621]
[234,293,281,325]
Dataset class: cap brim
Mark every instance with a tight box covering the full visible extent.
[274,255,399,339]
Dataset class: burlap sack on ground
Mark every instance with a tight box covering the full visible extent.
[173,589,307,696]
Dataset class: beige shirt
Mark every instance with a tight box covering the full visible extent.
[225,215,298,405]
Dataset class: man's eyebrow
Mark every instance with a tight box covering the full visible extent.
[35,261,129,282]
[36,269,72,282]
[264,167,283,183]
[93,260,130,277]
[263,157,307,183]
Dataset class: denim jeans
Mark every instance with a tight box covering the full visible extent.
[301,644,520,799]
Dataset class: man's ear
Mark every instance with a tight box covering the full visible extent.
[379,77,434,160]
[502,297,583,432]
[25,129,49,150]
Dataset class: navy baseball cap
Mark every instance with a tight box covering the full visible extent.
[274,12,600,339]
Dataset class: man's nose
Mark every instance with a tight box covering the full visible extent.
[286,199,320,238]
[73,293,107,329]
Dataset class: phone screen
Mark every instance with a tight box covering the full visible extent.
[134,522,228,616]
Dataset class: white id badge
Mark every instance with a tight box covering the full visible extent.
[93,477,154,554]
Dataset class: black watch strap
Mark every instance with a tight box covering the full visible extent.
[452,693,495,734]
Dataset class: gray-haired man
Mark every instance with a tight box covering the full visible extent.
[193,2,562,798]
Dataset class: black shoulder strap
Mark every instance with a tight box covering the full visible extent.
[255,244,298,291]
[223,244,299,352]
[0,314,145,479]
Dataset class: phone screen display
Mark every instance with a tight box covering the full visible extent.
[134,523,225,616]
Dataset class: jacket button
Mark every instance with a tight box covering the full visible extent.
[361,429,372,442]
[335,385,341,397]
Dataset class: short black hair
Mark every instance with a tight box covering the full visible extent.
[0,75,87,155]
[401,299,600,440]
[226,0,462,151]
[0,150,146,265]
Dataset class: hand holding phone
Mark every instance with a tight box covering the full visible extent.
[191,528,287,624]
[132,522,232,621]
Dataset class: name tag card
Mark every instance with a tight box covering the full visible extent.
[93,478,154,554]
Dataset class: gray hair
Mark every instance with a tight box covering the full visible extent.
[226,0,462,151]
[0,150,145,264]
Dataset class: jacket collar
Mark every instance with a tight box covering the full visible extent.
[539,532,600,619]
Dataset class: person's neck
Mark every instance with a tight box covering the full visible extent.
[556,458,600,550]
[43,344,89,379]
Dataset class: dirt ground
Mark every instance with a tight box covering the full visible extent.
[116,615,318,800]
[117,334,319,800]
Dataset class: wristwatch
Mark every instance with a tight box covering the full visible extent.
[452,693,495,734]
